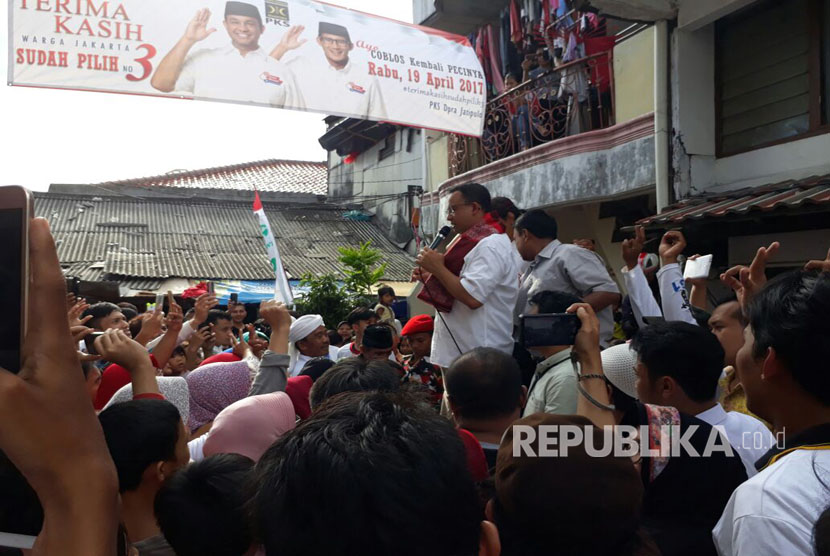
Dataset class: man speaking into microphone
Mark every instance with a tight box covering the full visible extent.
[414,183,519,367]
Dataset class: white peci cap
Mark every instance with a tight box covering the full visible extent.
[601,343,639,400]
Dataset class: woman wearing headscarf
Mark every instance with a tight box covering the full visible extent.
[186,360,252,437]
[202,392,296,462]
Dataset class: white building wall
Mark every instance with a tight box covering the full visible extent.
[328,128,424,252]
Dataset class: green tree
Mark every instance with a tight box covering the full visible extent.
[293,272,350,329]
[338,241,387,306]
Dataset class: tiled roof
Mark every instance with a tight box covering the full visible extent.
[36,193,414,283]
[637,174,830,228]
[92,159,328,196]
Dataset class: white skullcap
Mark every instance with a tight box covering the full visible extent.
[289,314,324,343]
[288,314,325,375]
[601,343,639,400]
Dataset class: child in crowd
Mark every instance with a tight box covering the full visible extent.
[400,314,443,408]
[374,285,396,323]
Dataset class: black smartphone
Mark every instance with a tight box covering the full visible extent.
[66,276,80,297]
[207,281,215,294]
[520,313,581,347]
[84,331,105,356]
[0,186,33,374]
[642,316,667,326]
[230,292,238,304]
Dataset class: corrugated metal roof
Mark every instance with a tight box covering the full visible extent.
[38,193,414,282]
[90,159,328,196]
[637,174,830,228]
[62,261,163,291]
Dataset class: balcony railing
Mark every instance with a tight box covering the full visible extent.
[449,50,615,177]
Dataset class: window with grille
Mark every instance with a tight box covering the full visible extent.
[716,0,829,156]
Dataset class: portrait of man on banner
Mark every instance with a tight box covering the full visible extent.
[150,1,305,109]
[270,21,387,121]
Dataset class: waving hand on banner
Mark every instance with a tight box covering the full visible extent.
[184,9,218,43]
[270,25,307,61]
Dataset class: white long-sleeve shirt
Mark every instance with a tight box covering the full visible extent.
[656,263,697,325]
[620,264,661,328]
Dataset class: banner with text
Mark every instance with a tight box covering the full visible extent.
[9,0,485,135]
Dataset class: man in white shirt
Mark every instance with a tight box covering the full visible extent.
[287,314,338,376]
[151,2,303,108]
[714,268,830,556]
[269,22,387,120]
[630,320,773,477]
[415,183,519,368]
[513,209,621,347]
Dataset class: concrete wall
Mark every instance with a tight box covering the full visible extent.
[328,129,424,250]
[678,0,759,30]
[480,134,656,209]
[614,26,656,124]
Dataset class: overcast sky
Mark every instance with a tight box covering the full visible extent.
[1,1,413,191]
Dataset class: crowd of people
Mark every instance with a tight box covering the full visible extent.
[1,182,829,556]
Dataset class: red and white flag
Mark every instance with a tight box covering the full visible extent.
[253,191,293,305]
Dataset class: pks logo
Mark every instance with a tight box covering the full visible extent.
[265,0,289,26]
[260,72,283,86]
[348,82,366,94]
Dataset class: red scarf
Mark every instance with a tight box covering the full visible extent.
[418,223,498,312]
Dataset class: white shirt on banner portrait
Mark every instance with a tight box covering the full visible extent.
[176,45,305,108]
[286,56,386,121]
[431,234,519,368]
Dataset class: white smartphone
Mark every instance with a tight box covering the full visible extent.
[683,254,713,280]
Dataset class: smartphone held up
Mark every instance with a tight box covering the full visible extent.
[519,313,581,348]
[0,186,33,374]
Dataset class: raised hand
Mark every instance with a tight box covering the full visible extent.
[189,326,212,349]
[230,328,252,359]
[67,299,91,328]
[164,294,184,335]
[622,225,646,270]
[566,302,601,363]
[94,329,152,374]
[246,324,269,358]
[720,241,779,311]
[138,306,164,342]
[193,292,219,326]
[183,8,217,43]
[71,324,95,345]
[805,248,830,273]
[269,25,307,60]
[0,218,118,555]
[259,299,291,330]
[659,230,687,265]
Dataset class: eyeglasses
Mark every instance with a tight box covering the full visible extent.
[320,37,350,47]
[447,203,473,215]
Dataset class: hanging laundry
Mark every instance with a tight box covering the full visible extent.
[510,0,523,44]
[487,24,506,94]
[563,31,578,62]
[583,35,615,92]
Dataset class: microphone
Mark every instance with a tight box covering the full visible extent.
[428,226,452,250]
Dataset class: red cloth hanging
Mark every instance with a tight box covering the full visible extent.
[510,0,522,44]
[487,25,506,93]
[583,36,616,92]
